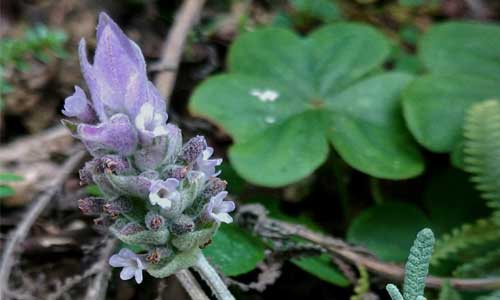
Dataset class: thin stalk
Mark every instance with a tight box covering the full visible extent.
[331,154,351,220]
[192,252,235,300]
[370,177,384,205]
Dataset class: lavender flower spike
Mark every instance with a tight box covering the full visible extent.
[109,248,146,284]
[205,191,235,224]
[65,14,235,297]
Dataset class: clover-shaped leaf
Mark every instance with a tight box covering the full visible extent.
[403,22,500,152]
[190,24,423,187]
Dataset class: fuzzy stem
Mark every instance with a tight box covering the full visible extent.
[192,252,235,300]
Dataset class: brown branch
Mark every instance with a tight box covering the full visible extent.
[175,269,210,300]
[83,238,119,300]
[0,150,86,298]
[239,204,500,291]
[153,0,207,101]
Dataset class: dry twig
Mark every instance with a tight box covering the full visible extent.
[153,0,207,101]
[175,269,210,300]
[83,238,119,300]
[0,150,86,298]
[238,204,500,291]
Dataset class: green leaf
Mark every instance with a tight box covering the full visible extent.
[203,224,266,276]
[291,254,350,287]
[229,111,329,187]
[404,22,500,152]
[347,202,431,262]
[0,186,16,198]
[403,74,500,152]
[0,173,23,182]
[420,22,500,81]
[190,24,423,186]
[326,73,423,179]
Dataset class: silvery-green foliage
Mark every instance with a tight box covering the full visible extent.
[63,12,234,284]
[386,228,435,300]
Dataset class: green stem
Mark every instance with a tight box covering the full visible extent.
[193,252,235,300]
[370,177,384,205]
[331,154,351,219]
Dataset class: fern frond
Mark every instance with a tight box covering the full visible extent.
[464,99,500,225]
[453,248,500,277]
[431,219,500,265]
[476,290,500,300]
[403,228,434,300]
[438,281,462,300]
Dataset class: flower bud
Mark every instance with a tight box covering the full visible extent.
[78,197,105,215]
[93,215,113,228]
[146,247,173,264]
[180,136,206,163]
[145,211,165,231]
[169,214,195,235]
[200,177,227,200]
[103,197,132,217]
[161,165,188,181]
[106,173,152,198]
[120,223,146,235]
[79,160,97,185]
[99,155,131,175]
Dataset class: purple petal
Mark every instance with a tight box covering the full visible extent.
[77,113,138,156]
[93,14,150,119]
[164,178,180,190]
[96,12,146,73]
[214,212,233,224]
[119,248,138,259]
[135,257,144,270]
[213,191,228,204]
[109,254,129,267]
[219,200,235,213]
[134,269,143,284]
[78,39,107,121]
[120,267,136,280]
[62,86,96,123]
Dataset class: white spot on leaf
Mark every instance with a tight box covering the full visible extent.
[250,89,279,102]
[265,116,276,124]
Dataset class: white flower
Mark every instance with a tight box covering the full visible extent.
[109,248,145,284]
[148,178,180,209]
[204,191,235,224]
[135,102,169,142]
[195,147,222,178]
